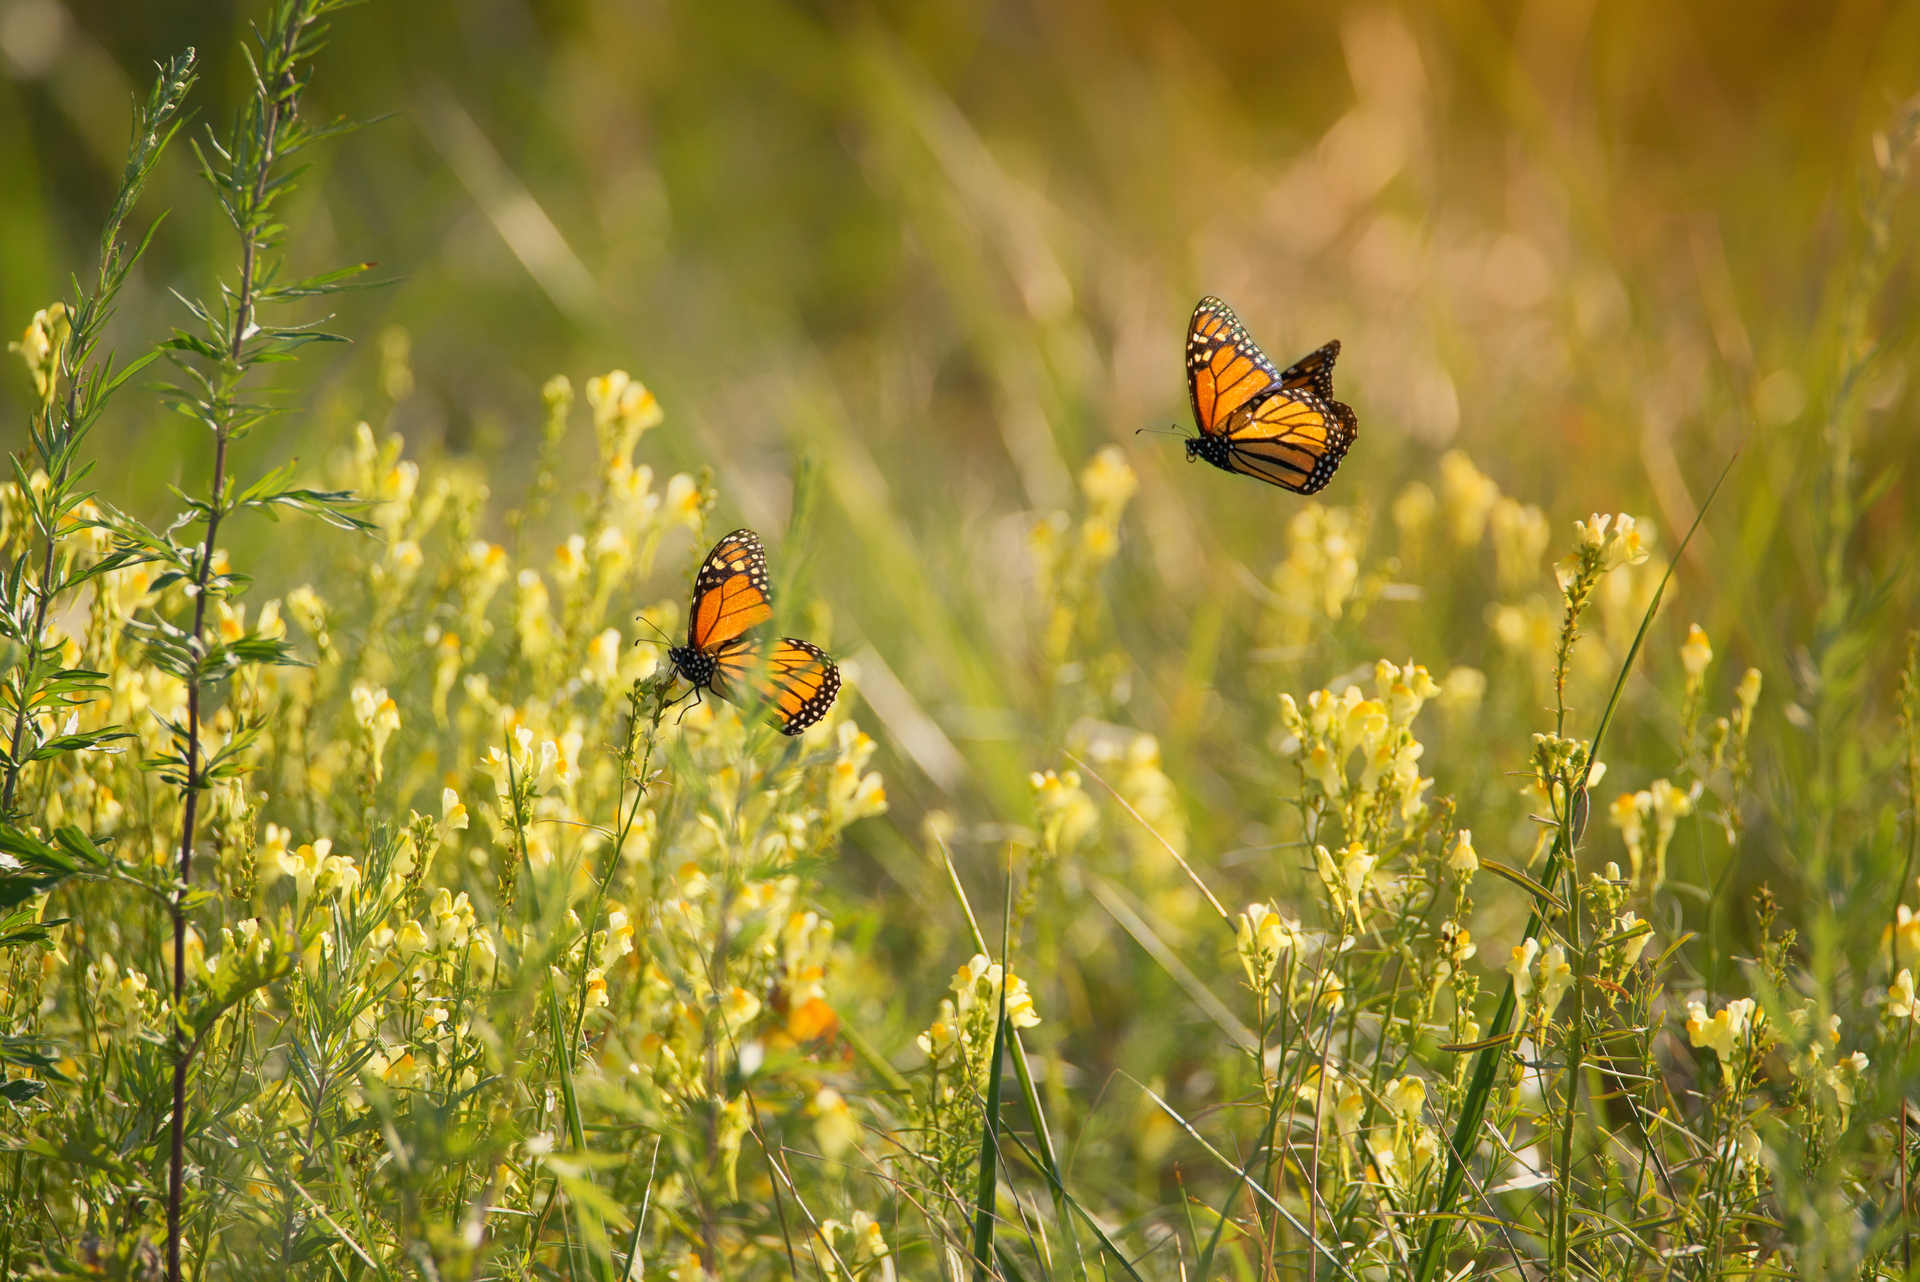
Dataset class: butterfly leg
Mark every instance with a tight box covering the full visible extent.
[670,685,704,727]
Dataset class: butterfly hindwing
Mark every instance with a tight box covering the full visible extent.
[712,638,842,736]
[687,528,774,651]
[1279,340,1341,402]
[1217,389,1356,495]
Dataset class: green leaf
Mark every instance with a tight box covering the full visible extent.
[26,728,135,763]
[98,348,162,398]
[0,823,82,873]
[0,1078,47,1104]
[0,1037,62,1071]
[52,825,112,870]
[0,925,56,949]
[1480,858,1569,913]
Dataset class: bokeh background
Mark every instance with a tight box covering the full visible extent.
[7,0,1920,1187]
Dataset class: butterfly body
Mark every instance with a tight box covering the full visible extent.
[1181,295,1355,494]
[668,529,840,735]
[666,643,720,690]
[1184,433,1236,471]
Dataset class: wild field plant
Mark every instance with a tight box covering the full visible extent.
[4,6,1920,1282]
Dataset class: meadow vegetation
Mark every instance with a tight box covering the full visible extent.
[3,2,1920,1280]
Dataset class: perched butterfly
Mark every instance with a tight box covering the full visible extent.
[666,529,840,735]
[1183,295,1356,494]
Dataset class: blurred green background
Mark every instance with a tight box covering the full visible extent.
[7,0,1920,1110]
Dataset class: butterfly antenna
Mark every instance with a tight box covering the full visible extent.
[636,614,675,645]
[1134,424,1187,438]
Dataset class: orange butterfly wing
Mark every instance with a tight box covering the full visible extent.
[687,528,774,653]
[1217,390,1356,495]
[1187,296,1281,437]
[1279,340,1341,402]
[712,638,842,735]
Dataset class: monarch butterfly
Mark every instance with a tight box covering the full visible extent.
[666,529,841,735]
[1183,295,1356,494]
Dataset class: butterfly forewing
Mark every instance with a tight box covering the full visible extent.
[1187,296,1282,436]
[688,528,774,652]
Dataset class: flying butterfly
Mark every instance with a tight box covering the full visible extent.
[665,529,840,735]
[1181,295,1356,494]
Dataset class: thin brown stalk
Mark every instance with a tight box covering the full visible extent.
[167,16,307,1282]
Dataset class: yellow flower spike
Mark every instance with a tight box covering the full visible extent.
[670,1249,714,1282]
[1734,1124,1764,1170]
[1447,830,1478,878]
[849,1210,890,1264]
[395,919,430,962]
[1439,922,1475,968]
[1645,778,1694,892]
[315,848,361,901]
[586,370,663,468]
[585,370,630,427]
[951,953,995,1009]
[663,472,703,527]
[1314,845,1346,916]
[441,787,468,831]
[583,968,609,1011]
[720,985,761,1032]
[1538,943,1573,1012]
[10,302,70,404]
[1386,1074,1426,1120]
[1410,1126,1440,1174]
[583,627,622,686]
[1681,623,1714,682]
[1506,938,1540,998]
[1003,970,1041,1028]
[1338,842,1375,903]
[552,534,587,584]
[1614,911,1651,966]
[1438,450,1501,545]
[1235,901,1294,990]
[1393,479,1435,548]
[1607,513,1651,570]
[388,540,423,581]
[1491,497,1550,591]
[350,684,401,778]
[807,1220,845,1279]
[1303,742,1345,796]
[1079,445,1137,512]
[1888,968,1916,1021]
[1686,997,1753,1059]
[1331,1074,1364,1134]
[599,908,635,967]
[812,1087,860,1159]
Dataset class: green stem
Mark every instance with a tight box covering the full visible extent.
[969,862,1015,1282]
